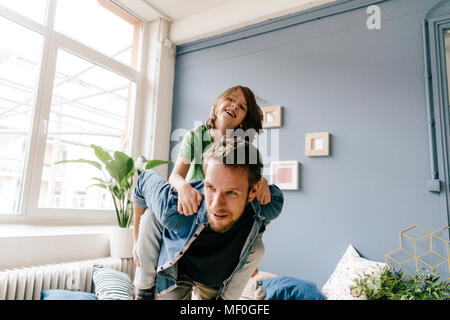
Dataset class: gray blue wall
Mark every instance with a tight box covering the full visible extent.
[169,0,448,287]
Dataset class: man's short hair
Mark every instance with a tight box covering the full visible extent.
[203,136,263,191]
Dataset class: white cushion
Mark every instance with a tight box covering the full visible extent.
[321,245,387,300]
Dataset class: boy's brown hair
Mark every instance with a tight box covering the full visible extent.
[205,85,263,135]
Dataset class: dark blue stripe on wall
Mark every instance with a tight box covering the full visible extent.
[176,0,389,56]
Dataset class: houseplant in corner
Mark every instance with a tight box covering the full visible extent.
[56,144,171,258]
[350,266,449,300]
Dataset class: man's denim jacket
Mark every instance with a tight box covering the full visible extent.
[131,169,284,299]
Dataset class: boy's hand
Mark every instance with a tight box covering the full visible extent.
[132,242,140,267]
[257,177,271,205]
[178,183,203,215]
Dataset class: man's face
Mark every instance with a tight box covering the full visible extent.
[204,161,259,233]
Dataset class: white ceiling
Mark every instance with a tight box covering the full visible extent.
[115,0,337,44]
[142,0,231,21]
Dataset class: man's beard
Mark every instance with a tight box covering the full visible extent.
[206,194,249,233]
[207,211,235,233]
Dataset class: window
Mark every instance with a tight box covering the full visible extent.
[0,0,47,24]
[445,30,450,100]
[425,1,450,225]
[0,0,144,220]
[54,0,141,68]
[0,16,43,214]
[38,49,135,210]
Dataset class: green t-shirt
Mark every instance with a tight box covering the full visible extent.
[179,124,213,182]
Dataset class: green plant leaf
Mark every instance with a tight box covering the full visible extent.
[111,185,122,200]
[145,160,172,169]
[105,153,128,186]
[87,183,107,190]
[114,151,130,163]
[125,157,135,181]
[55,159,102,171]
[91,177,107,184]
[91,144,113,164]
[109,151,131,185]
[105,161,120,184]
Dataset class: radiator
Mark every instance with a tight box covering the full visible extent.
[0,257,135,300]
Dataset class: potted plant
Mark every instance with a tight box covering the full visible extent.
[350,267,449,300]
[56,144,171,258]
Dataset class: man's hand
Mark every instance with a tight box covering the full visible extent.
[257,177,271,205]
[177,183,203,215]
[132,242,140,267]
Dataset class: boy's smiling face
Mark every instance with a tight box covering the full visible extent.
[214,88,248,130]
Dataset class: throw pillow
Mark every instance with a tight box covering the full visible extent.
[41,289,98,300]
[92,264,133,300]
[321,244,387,300]
[259,277,325,300]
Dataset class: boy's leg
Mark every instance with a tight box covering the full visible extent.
[154,274,194,300]
[192,281,220,300]
[134,208,163,299]
[220,236,265,300]
[154,274,219,300]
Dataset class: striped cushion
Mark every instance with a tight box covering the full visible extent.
[92,265,133,300]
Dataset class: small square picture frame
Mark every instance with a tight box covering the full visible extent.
[270,161,299,190]
[305,132,330,157]
[262,105,282,128]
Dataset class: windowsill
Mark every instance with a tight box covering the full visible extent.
[0,212,117,226]
[0,223,117,238]
[0,223,124,270]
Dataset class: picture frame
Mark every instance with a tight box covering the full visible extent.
[305,132,330,156]
[270,161,299,190]
[262,105,282,128]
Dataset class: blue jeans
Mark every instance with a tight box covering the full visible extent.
[134,208,265,300]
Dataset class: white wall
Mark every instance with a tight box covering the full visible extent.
[0,225,113,270]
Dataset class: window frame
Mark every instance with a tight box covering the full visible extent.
[426,3,450,228]
[0,0,147,223]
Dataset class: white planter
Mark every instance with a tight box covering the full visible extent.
[109,227,134,258]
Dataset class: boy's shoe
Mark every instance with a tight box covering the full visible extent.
[135,287,155,300]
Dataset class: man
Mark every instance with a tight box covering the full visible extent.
[131,137,284,300]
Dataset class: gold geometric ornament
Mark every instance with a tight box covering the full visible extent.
[385,225,449,281]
